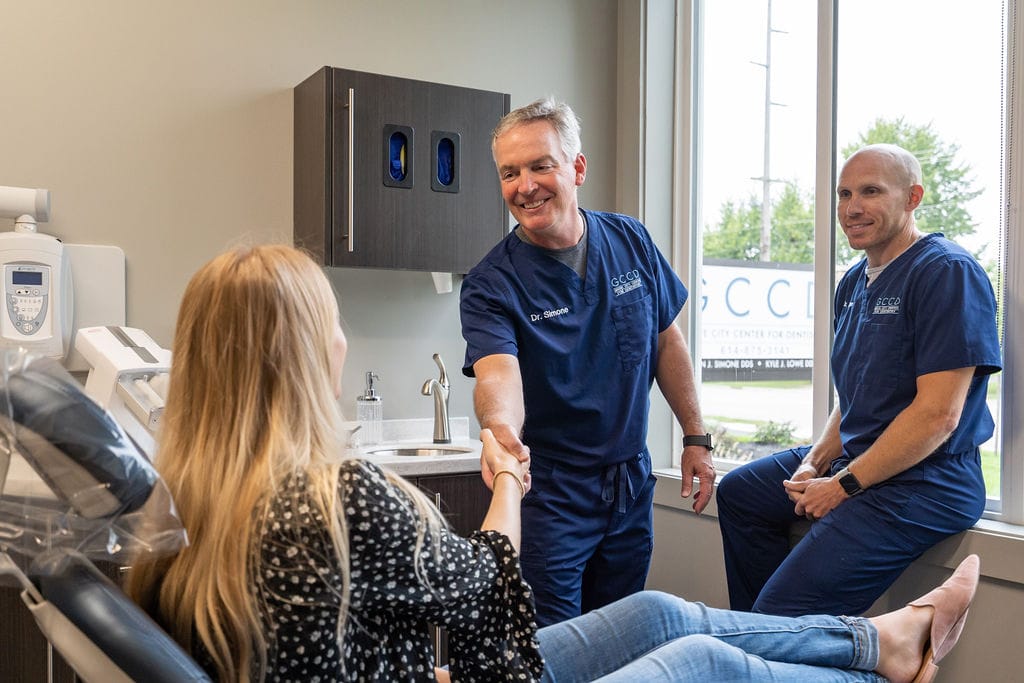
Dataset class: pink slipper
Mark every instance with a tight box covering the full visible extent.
[907,554,980,683]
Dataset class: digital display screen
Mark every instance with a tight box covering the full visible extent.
[12,271,43,286]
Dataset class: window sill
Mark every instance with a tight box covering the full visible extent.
[653,468,1024,586]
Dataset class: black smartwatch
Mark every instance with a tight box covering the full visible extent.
[683,433,714,451]
[835,466,863,496]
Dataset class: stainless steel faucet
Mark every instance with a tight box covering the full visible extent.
[421,353,451,444]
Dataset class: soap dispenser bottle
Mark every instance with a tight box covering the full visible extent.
[356,372,383,446]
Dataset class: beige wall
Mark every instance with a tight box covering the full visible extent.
[0,0,618,422]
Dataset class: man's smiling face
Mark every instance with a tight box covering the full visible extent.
[836,149,923,266]
[493,120,586,249]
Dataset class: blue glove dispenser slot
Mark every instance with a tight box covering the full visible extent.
[382,124,414,188]
[431,131,460,193]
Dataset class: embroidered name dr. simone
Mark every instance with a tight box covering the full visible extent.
[611,270,643,296]
[872,296,901,315]
[530,306,570,322]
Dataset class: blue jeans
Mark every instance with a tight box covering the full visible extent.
[536,591,885,682]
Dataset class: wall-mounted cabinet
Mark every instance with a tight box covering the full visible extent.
[294,67,510,274]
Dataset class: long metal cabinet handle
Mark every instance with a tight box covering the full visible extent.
[345,87,355,252]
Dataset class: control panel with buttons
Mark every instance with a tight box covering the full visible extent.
[5,263,51,338]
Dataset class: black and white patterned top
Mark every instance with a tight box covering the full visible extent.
[252,458,543,682]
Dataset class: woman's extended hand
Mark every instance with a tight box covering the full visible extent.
[480,428,531,496]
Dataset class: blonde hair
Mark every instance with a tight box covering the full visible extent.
[125,244,442,681]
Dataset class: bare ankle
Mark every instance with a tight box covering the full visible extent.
[871,605,931,683]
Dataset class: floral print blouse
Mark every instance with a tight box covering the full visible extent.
[253,458,543,682]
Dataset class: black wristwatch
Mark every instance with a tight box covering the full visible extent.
[835,466,863,496]
[683,433,714,451]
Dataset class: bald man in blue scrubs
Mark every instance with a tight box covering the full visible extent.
[716,143,1002,617]
[460,97,716,627]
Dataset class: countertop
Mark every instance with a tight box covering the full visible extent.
[350,417,482,478]
[357,443,482,477]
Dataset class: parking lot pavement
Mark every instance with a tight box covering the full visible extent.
[701,382,814,442]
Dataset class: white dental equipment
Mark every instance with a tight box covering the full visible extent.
[0,185,73,360]
[75,325,170,459]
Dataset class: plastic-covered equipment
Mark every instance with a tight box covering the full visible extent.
[0,348,205,682]
[0,348,186,562]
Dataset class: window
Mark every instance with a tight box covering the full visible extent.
[694,0,818,465]
[836,0,1005,510]
[685,0,1016,520]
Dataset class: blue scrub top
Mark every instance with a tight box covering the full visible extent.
[832,233,1001,462]
[460,209,687,468]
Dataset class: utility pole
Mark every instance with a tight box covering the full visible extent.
[750,0,786,262]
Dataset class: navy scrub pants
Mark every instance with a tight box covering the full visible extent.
[520,451,657,627]
[716,446,986,617]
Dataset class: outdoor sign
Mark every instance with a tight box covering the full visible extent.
[700,259,814,381]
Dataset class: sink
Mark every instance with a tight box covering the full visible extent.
[366,446,474,457]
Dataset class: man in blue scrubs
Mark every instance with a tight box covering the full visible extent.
[460,98,716,627]
[717,144,1001,616]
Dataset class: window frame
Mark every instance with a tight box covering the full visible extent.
[667,0,1021,523]
[1000,0,1024,523]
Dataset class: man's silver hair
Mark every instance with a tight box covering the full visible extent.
[492,97,582,162]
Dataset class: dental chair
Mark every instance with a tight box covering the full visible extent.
[0,350,210,682]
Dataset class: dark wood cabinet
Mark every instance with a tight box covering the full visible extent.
[412,471,491,666]
[414,472,490,537]
[294,67,510,274]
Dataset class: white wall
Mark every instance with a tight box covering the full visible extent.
[0,0,618,424]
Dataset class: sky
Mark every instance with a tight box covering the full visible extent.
[700,0,1004,263]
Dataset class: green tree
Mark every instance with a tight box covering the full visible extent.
[703,183,815,263]
[769,183,816,263]
[704,118,982,265]
[702,195,762,261]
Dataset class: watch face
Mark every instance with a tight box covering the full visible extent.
[839,471,861,495]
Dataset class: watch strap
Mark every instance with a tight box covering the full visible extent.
[683,433,714,451]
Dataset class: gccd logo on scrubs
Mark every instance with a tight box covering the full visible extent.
[872,295,901,315]
[611,269,643,296]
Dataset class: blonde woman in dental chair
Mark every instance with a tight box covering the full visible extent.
[125,244,979,682]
